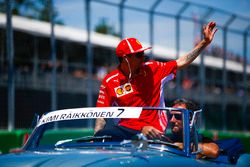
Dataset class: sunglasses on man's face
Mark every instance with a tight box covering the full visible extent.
[169,113,182,120]
[135,52,144,58]
[127,52,144,59]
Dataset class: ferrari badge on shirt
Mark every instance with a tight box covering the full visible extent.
[114,83,133,97]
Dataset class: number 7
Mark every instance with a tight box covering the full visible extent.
[117,108,125,117]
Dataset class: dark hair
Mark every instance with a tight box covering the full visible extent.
[172,98,199,111]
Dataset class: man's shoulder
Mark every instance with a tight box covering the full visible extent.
[102,69,120,83]
[144,60,157,66]
[143,60,176,73]
[143,60,159,70]
[144,60,177,67]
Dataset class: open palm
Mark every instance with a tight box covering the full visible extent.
[203,21,218,44]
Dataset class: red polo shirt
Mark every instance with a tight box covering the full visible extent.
[96,60,177,132]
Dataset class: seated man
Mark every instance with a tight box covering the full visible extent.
[165,99,219,159]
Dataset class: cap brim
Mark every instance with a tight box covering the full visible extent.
[133,46,152,54]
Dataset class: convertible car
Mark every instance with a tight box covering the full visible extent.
[0,107,249,167]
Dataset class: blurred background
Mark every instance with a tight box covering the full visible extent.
[0,0,249,153]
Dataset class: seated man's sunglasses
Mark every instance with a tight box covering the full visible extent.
[169,113,182,120]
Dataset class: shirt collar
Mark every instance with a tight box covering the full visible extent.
[117,63,146,81]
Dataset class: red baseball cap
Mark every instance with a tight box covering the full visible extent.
[116,38,152,57]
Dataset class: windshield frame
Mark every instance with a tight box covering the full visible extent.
[22,107,201,157]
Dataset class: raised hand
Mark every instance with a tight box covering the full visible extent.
[203,21,218,45]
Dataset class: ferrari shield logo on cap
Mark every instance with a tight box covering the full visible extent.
[135,39,141,45]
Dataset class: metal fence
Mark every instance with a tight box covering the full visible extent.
[2,0,250,131]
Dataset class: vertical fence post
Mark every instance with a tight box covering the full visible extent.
[6,0,15,131]
[199,24,206,129]
[221,15,235,131]
[50,0,57,112]
[242,27,249,131]
[32,38,38,88]
[199,8,213,130]
[175,2,189,98]
[222,29,227,131]
[119,0,126,39]
[149,0,162,60]
[86,0,94,127]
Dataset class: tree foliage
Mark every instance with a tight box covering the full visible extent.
[94,18,119,37]
[0,0,63,24]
